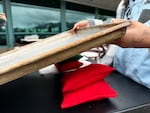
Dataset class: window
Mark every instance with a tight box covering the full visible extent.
[11,3,61,44]
[65,1,114,30]
[66,10,95,30]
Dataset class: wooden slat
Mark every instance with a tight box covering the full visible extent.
[0,21,131,85]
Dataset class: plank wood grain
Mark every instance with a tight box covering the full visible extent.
[0,21,131,85]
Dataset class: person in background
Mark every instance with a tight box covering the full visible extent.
[72,0,150,89]
[0,13,6,27]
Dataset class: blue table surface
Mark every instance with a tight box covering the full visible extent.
[0,71,150,113]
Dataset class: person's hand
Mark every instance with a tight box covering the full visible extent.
[72,20,89,31]
[111,19,150,48]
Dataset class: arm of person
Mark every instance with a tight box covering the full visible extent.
[72,19,150,48]
[111,19,150,48]
[72,19,103,30]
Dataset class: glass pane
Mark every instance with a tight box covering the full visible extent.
[11,3,60,44]
[96,15,114,22]
[66,10,95,30]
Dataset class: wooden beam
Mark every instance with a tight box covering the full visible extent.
[0,21,131,85]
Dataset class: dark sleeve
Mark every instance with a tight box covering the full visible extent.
[0,18,6,27]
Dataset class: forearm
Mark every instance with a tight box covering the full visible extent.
[88,19,103,26]
[111,20,150,48]
[113,27,150,48]
[72,19,103,30]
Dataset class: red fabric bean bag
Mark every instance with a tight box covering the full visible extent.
[61,80,117,109]
[62,64,115,92]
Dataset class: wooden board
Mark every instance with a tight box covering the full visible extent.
[0,21,131,85]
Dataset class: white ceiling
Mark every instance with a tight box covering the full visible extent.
[64,0,121,11]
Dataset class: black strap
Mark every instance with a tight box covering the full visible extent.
[138,9,150,23]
